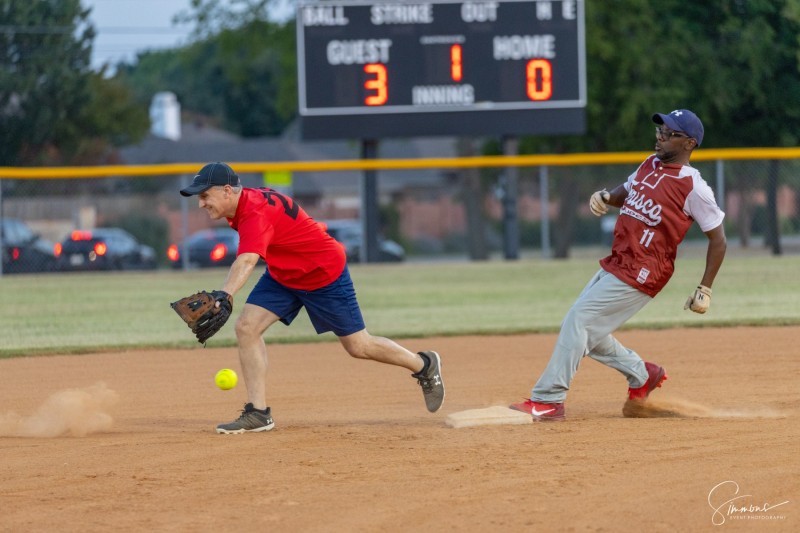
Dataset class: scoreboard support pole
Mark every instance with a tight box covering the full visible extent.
[501,135,520,260]
[360,138,381,263]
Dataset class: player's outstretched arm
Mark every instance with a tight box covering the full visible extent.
[222,252,261,298]
[700,224,727,288]
[684,224,727,314]
[589,184,627,216]
[604,184,628,208]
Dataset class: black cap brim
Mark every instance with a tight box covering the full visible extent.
[179,183,213,197]
[652,113,682,132]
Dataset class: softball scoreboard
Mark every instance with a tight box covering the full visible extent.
[297,0,586,139]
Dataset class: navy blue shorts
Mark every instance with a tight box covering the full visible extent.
[246,266,366,337]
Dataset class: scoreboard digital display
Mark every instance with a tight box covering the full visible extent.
[296,0,586,139]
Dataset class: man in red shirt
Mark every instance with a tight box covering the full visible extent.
[179,162,444,433]
[511,109,727,421]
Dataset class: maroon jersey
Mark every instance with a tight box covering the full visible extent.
[600,155,724,297]
[227,188,346,290]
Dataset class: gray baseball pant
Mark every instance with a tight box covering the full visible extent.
[531,269,652,403]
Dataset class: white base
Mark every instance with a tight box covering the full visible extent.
[445,405,532,428]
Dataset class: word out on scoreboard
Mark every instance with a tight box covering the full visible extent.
[296,0,586,139]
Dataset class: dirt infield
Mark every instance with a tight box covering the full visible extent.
[1,326,797,532]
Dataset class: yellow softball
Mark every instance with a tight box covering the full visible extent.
[214,368,238,390]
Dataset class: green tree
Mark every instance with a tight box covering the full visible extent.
[688,1,800,254]
[689,0,800,147]
[516,0,800,153]
[173,0,283,36]
[0,0,148,166]
[211,19,297,135]
[511,0,800,256]
[118,0,297,137]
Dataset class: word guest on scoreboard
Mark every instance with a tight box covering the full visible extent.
[297,0,586,139]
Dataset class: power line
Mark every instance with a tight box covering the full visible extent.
[98,27,190,34]
[0,25,189,35]
[0,26,75,34]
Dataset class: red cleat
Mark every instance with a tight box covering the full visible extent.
[509,399,566,421]
[628,362,668,401]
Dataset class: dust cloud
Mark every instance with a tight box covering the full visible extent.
[623,397,784,419]
[0,382,119,437]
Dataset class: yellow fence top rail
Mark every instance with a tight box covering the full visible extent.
[1,147,799,179]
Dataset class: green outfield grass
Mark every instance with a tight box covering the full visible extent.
[2,255,799,358]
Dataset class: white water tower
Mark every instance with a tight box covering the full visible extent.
[149,92,181,141]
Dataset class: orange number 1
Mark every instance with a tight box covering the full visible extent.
[364,63,388,106]
[451,44,463,82]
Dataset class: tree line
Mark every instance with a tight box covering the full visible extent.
[2,0,799,258]
[2,0,799,161]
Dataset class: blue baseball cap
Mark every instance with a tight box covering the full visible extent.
[652,109,704,146]
[180,162,241,196]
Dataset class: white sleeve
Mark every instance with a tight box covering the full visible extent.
[685,174,725,232]
[623,169,636,192]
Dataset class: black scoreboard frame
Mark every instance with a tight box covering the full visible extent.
[296,0,587,139]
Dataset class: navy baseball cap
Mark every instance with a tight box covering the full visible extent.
[180,162,241,197]
[652,109,704,146]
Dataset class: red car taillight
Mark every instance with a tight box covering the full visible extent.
[94,242,107,256]
[210,243,227,262]
[11,247,20,261]
[54,242,62,257]
[167,244,180,262]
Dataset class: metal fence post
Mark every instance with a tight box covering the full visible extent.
[501,136,520,260]
[0,179,4,277]
[715,159,725,211]
[539,165,551,258]
[180,174,189,270]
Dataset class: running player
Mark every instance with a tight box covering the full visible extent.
[511,109,727,421]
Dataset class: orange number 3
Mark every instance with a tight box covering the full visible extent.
[364,64,388,106]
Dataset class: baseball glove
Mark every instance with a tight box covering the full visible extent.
[170,290,233,344]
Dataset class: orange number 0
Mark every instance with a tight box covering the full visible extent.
[526,59,553,101]
[364,63,388,106]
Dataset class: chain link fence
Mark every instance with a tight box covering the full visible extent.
[1,153,798,275]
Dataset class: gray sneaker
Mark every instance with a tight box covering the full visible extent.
[412,351,445,413]
[216,403,275,434]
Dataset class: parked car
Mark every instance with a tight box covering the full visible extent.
[1,218,57,274]
[323,219,405,263]
[167,227,239,269]
[55,228,157,271]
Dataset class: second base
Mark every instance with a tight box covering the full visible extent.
[445,405,532,428]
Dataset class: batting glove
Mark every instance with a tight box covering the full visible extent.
[589,189,611,216]
[684,285,712,314]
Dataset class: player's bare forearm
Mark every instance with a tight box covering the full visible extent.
[700,224,727,288]
[221,253,260,297]
[604,184,628,208]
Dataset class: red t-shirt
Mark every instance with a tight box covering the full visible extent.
[600,155,725,297]
[227,188,346,290]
